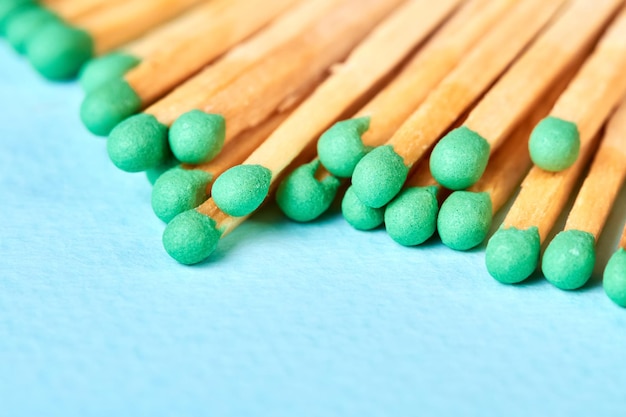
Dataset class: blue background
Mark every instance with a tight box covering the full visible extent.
[1,42,626,417]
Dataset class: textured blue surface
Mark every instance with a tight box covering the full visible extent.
[1,43,626,417]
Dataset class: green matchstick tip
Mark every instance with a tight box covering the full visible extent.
[163,210,222,265]
[212,164,272,217]
[146,155,180,185]
[276,160,341,222]
[604,248,626,308]
[317,117,371,178]
[79,52,141,93]
[0,0,35,35]
[542,230,595,290]
[430,126,490,190]
[342,186,384,231]
[529,116,580,172]
[107,113,170,173]
[5,5,58,54]
[169,110,226,164]
[152,167,213,223]
[485,226,540,284]
[80,79,142,136]
[437,191,493,251]
[384,186,438,246]
[351,145,408,208]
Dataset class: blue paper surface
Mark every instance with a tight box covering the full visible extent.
[1,43,626,417]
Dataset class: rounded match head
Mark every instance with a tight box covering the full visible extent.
[604,248,626,308]
[26,21,93,80]
[437,191,493,251]
[276,160,341,222]
[0,0,35,35]
[485,226,541,284]
[212,164,272,217]
[529,116,580,171]
[342,186,384,231]
[152,167,213,223]
[384,186,438,246]
[5,5,58,54]
[80,79,142,136]
[351,145,408,208]
[107,113,170,172]
[542,230,595,290]
[79,52,141,93]
[430,126,490,190]
[169,110,226,164]
[146,155,180,185]
[317,117,371,178]
[163,210,222,265]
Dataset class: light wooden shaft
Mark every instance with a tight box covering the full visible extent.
[387,0,565,166]
[564,97,626,238]
[463,0,621,150]
[125,0,296,105]
[406,158,437,188]
[46,0,119,22]
[243,0,461,177]
[146,0,343,125]
[620,225,626,249]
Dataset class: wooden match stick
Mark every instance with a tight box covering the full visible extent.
[105,0,408,173]
[349,0,566,209]
[80,0,296,134]
[429,0,622,191]
[277,0,514,222]
[161,0,464,264]
[542,96,626,290]
[605,224,626,307]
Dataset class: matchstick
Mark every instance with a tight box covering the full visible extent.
[429,0,621,190]
[604,225,626,307]
[161,0,464,264]
[24,0,204,80]
[542,97,626,290]
[277,0,514,222]
[104,0,412,174]
[349,0,565,209]
[79,0,297,134]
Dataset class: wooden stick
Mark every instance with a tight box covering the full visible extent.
[123,0,296,105]
[620,226,626,250]
[43,0,121,22]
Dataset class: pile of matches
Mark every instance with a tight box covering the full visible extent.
[2,0,626,305]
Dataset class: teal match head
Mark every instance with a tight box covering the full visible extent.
[107,113,170,172]
[542,230,596,290]
[317,117,371,178]
[485,226,541,284]
[163,209,222,265]
[604,248,626,307]
[211,164,272,217]
[26,20,93,80]
[276,160,341,222]
[384,186,438,246]
[146,155,180,185]
[169,110,226,164]
[0,0,35,35]
[437,191,493,251]
[351,145,408,208]
[79,52,141,93]
[342,186,384,231]
[529,116,580,171]
[5,5,58,54]
[152,167,213,223]
[80,79,142,136]
[430,126,490,190]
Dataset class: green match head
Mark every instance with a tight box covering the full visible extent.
[79,52,141,93]
[317,117,371,178]
[430,126,490,190]
[485,226,540,284]
[5,5,58,54]
[342,186,384,231]
[351,145,408,208]
[0,0,35,35]
[80,79,142,136]
[604,248,626,308]
[542,230,595,290]
[529,116,580,171]
[384,186,438,246]
[276,160,341,222]
[437,191,493,251]
[168,110,226,164]
[107,113,170,172]
[152,167,212,223]
[26,20,93,80]
[211,164,272,217]
[146,154,180,185]
[163,209,222,265]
